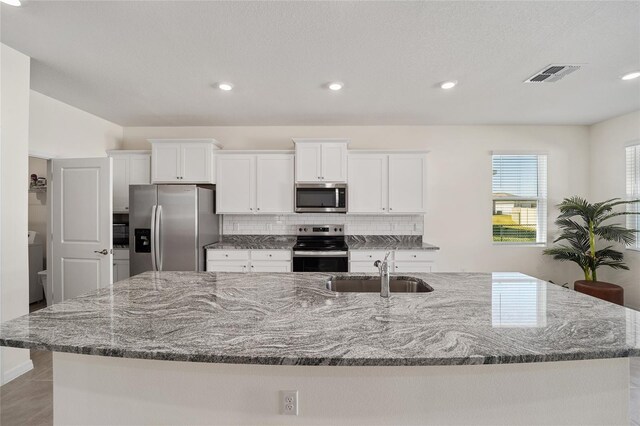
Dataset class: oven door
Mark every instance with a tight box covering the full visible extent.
[293,251,349,272]
[295,184,347,213]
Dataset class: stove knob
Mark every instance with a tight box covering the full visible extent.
[339,228,343,231]
[298,228,302,232]
[334,228,337,232]
[304,228,308,232]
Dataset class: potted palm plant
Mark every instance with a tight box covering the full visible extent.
[544,196,639,303]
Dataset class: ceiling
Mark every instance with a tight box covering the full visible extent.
[2,1,639,126]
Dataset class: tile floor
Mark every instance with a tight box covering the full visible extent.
[0,353,638,425]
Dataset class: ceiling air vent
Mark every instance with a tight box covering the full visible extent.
[524,64,581,83]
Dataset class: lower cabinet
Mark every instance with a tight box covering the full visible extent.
[113,249,130,283]
[206,249,291,272]
[349,250,436,273]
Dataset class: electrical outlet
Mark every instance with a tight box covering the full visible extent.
[281,390,298,416]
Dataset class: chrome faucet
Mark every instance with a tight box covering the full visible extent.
[374,252,391,298]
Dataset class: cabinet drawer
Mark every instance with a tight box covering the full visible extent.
[206,260,248,272]
[394,250,436,262]
[349,261,392,274]
[349,250,391,262]
[207,250,250,261]
[113,249,130,260]
[249,261,291,272]
[250,250,291,261]
[394,261,433,273]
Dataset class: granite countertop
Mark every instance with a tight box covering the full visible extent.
[1,271,639,366]
[205,235,439,251]
[205,235,296,250]
[347,235,439,251]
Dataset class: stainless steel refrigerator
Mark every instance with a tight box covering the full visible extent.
[129,185,219,276]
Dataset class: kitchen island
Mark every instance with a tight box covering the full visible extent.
[1,271,638,424]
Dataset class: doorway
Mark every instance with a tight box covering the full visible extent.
[27,156,50,312]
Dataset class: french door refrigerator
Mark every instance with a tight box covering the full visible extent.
[129,185,219,276]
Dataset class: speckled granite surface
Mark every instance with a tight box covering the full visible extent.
[1,271,639,366]
[347,235,439,250]
[205,235,296,250]
[205,235,439,251]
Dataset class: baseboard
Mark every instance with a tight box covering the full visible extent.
[2,359,34,385]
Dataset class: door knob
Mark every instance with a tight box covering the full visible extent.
[94,249,109,255]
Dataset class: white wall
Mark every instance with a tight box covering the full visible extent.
[0,44,33,383]
[590,110,640,309]
[29,90,123,158]
[124,125,590,286]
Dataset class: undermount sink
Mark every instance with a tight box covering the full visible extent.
[327,275,434,293]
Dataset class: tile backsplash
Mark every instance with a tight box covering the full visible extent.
[222,214,424,236]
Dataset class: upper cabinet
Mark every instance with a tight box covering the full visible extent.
[293,138,348,183]
[149,139,222,184]
[348,152,427,214]
[217,152,294,214]
[107,150,151,213]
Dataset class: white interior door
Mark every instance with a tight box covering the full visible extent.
[52,158,112,303]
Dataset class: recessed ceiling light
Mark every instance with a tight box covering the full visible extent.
[328,82,343,91]
[1,0,22,6]
[218,83,233,91]
[440,81,457,90]
[621,71,640,81]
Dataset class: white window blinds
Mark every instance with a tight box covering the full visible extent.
[626,144,640,250]
[492,154,547,244]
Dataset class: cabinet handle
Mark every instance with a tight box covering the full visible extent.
[413,255,417,258]
[249,208,253,211]
[389,208,393,211]
[125,207,129,210]
[318,176,321,179]
[268,254,272,257]
[257,208,260,211]
[382,207,385,210]
[225,254,229,257]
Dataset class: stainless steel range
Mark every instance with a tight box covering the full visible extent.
[292,225,348,272]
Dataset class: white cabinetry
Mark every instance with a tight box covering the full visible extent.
[107,150,151,213]
[216,152,294,214]
[293,139,348,182]
[150,139,221,184]
[348,152,427,214]
[206,250,291,272]
[113,249,130,283]
[349,250,435,273]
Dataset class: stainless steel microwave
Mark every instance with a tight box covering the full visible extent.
[295,183,347,213]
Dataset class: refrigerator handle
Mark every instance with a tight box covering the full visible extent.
[150,204,157,272]
[156,205,163,271]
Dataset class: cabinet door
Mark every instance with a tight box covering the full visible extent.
[152,143,181,183]
[216,155,256,213]
[256,155,294,213]
[112,156,129,212]
[348,155,387,213]
[394,262,433,273]
[129,155,151,185]
[321,143,347,182]
[181,143,212,183]
[388,154,426,213]
[295,143,322,182]
[113,260,130,283]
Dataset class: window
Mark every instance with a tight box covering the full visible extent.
[492,154,547,244]
[626,144,640,250]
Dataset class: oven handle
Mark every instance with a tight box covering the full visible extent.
[293,251,348,257]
